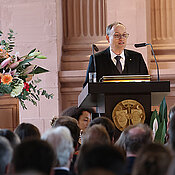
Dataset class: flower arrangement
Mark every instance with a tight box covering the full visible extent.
[0,29,53,109]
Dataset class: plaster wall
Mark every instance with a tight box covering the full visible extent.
[0,0,62,133]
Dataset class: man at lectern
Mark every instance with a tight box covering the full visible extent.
[83,22,148,87]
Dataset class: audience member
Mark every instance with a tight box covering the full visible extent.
[132,143,172,175]
[124,123,153,175]
[61,106,95,132]
[0,129,20,149]
[52,116,80,175]
[14,122,41,141]
[42,126,74,175]
[82,169,116,175]
[89,116,116,143]
[167,157,175,175]
[11,139,55,175]
[168,111,175,153]
[0,136,13,175]
[169,105,175,120]
[52,116,80,150]
[81,124,111,145]
[75,143,125,175]
[115,129,127,155]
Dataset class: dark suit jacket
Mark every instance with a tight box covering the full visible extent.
[54,169,72,175]
[125,156,136,175]
[83,47,148,87]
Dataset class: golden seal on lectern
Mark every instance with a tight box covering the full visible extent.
[112,99,145,131]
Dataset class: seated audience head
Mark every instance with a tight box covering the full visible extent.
[14,123,41,141]
[89,117,116,143]
[42,126,74,168]
[12,139,55,175]
[75,143,125,175]
[169,105,175,120]
[52,116,80,149]
[81,124,111,145]
[0,129,20,149]
[0,136,13,175]
[168,157,175,175]
[115,129,127,152]
[132,143,172,175]
[61,106,95,132]
[168,112,175,151]
[125,123,153,156]
[82,169,116,175]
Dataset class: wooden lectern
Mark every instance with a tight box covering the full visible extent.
[78,81,170,130]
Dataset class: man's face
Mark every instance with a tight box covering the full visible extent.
[78,111,91,131]
[106,24,128,52]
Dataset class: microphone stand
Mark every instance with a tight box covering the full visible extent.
[92,44,97,72]
[134,43,160,81]
[89,44,99,83]
[147,43,160,81]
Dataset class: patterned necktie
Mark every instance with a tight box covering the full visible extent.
[115,55,122,74]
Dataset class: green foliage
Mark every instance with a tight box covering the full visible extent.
[0,29,16,52]
[30,66,49,74]
[0,29,53,109]
[0,83,12,95]
[18,78,54,110]
[150,97,167,144]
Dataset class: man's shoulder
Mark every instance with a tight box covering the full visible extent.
[124,49,142,56]
[95,47,110,57]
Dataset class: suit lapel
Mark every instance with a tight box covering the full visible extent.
[123,49,132,74]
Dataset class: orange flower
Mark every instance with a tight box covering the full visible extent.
[1,74,13,85]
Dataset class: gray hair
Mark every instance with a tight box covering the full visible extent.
[106,22,125,36]
[0,136,13,175]
[82,124,111,145]
[125,123,153,154]
[42,126,74,167]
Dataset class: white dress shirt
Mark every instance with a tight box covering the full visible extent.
[110,48,125,71]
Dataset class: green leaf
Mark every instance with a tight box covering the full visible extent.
[0,31,3,36]
[31,93,39,100]
[154,119,166,144]
[41,90,46,95]
[27,48,37,56]
[34,78,41,84]
[36,55,47,59]
[1,40,6,45]
[37,90,40,95]
[9,29,14,33]
[30,66,49,74]
[16,58,35,70]
[159,97,165,121]
[159,97,167,130]
[19,99,27,110]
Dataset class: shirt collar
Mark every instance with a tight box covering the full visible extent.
[110,48,125,60]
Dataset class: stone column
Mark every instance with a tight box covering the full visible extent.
[59,0,107,110]
[150,0,175,110]
[62,0,106,44]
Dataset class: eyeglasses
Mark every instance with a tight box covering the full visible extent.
[113,33,129,39]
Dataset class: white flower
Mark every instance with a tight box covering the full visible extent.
[152,118,158,140]
[10,78,24,97]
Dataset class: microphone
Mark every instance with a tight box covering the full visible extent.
[134,43,159,81]
[134,43,148,48]
[93,44,99,52]
[89,44,99,83]
[92,44,99,72]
